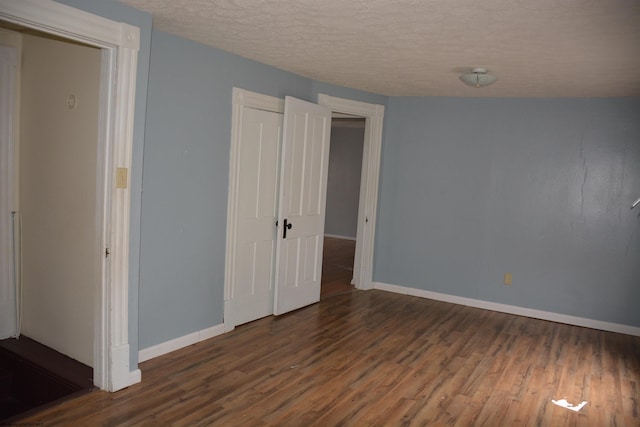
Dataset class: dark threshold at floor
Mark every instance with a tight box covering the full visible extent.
[0,335,94,423]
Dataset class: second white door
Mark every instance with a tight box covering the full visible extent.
[274,97,332,315]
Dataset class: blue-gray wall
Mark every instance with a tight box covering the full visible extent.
[54,0,152,367]
[325,125,365,238]
[375,97,640,326]
[44,3,387,361]
[138,31,387,349]
[138,31,310,349]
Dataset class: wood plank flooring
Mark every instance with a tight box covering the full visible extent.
[16,290,640,426]
[321,237,356,299]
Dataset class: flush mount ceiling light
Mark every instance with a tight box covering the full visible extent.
[460,67,497,88]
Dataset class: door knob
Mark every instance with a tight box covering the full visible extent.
[283,218,293,239]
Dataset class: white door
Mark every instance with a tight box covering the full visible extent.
[226,107,283,327]
[274,97,332,315]
[0,45,18,339]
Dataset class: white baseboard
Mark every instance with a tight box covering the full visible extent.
[324,233,356,241]
[138,323,226,363]
[129,369,141,386]
[373,282,640,337]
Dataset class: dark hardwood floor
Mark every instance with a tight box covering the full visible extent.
[15,289,640,426]
[321,236,356,299]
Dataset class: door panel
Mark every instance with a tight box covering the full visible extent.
[227,107,282,327]
[274,97,331,315]
[305,115,328,215]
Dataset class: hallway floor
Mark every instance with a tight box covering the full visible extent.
[321,236,356,299]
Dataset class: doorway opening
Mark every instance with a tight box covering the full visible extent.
[318,94,385,293]
[0,2,141,392]
[321,116,365,299]
[0,23,101,421]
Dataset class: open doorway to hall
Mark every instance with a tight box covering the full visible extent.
[321,117,365,299]
[0,22,100,422]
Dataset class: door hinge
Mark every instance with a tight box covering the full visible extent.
[105,247,111,258]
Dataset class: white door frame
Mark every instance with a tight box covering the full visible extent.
[0,0,140,391]
[0,44,17,340]
[224,87,284,332]
[317,94,384,291]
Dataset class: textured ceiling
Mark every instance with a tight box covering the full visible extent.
[119,0,640,97]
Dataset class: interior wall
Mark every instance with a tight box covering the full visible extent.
[375,97,640,327]
[45,1,639,358]
[139,30,387,350]
[19,33,101,366]
[325,123,364,239]
[139,30,310,349]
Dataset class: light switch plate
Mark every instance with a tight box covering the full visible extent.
[504,273,513,286]
[116,168,128,189]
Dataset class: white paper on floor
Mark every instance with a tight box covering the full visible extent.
[551,398,587,412]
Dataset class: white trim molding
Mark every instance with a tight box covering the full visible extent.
[0,0,140,391]
[0,45,18,340]
[129,369,142,385]
[373,282,640,337]
[318,94,384,292]
[324,233,357,241]
[138,324,226,363]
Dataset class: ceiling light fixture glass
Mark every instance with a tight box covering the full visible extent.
[460,67,497,88]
